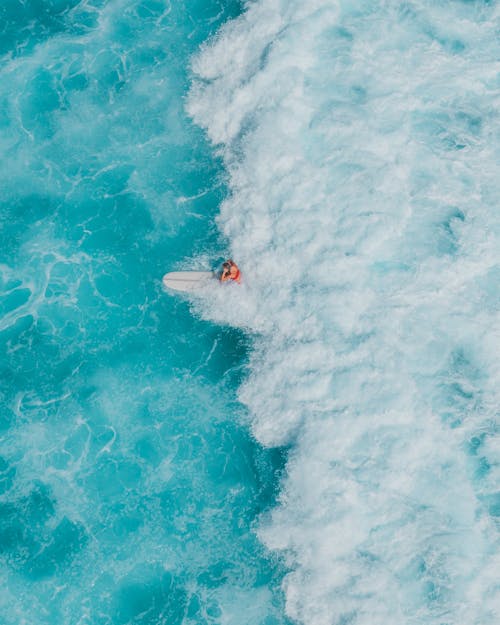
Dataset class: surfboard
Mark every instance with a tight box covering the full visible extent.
[162,271,215,293]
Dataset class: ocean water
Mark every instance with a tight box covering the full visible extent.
[0,1,289,624]
[1,1,499,625]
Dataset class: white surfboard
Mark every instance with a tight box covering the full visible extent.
[162,271,215,293]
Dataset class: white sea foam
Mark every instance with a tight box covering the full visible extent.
[188,1,500,623]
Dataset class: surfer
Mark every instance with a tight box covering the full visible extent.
[220,259,241,283]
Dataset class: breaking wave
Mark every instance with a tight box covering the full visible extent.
[188,1,500,623]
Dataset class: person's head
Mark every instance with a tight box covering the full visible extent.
[222,262,230,271]
[229,265,238,277]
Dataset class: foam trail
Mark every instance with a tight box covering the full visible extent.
[188,1,500,623]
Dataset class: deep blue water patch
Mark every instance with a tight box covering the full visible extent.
[0,0,82,58]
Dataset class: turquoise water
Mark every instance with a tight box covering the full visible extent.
[0,1,289,624]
